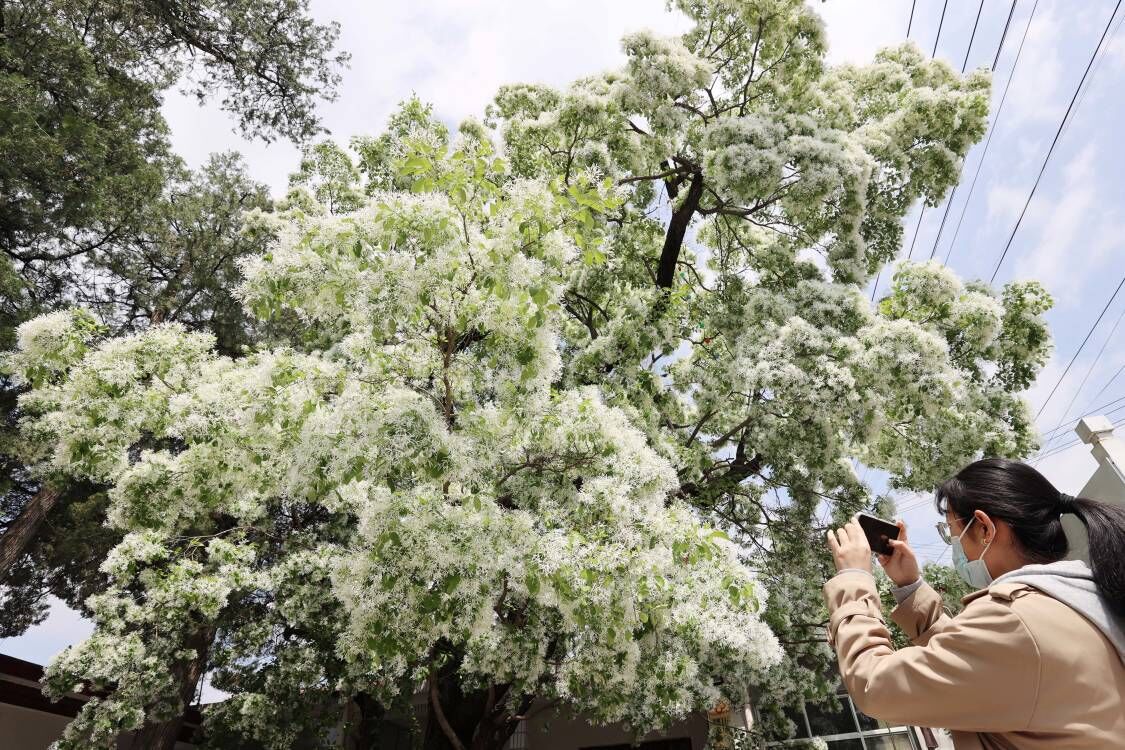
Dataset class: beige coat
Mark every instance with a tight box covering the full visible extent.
[823,570,1125,748]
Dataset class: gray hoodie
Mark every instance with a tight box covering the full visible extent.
[994,558,1125,664]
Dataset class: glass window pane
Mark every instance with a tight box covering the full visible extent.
[863,732,916,750]
[783,704,810,738]
[806,698,857,736]
[854,704,880,731]
[826,740,864,750]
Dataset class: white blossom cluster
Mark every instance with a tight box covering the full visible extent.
[478,0,1048,739]
[7,138,782,748]
[2,0,1058,745]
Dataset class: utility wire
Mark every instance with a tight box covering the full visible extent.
[1034,404,1125,465]
[1034,403,1125,463]
[927,0,997,261]
[989,0,1123,284]
[933,0,950,57]
[1038,300,1125,455]
[908,0,917,38]
[898,0,951,270]
[962,0,986,71]
[1036,438,1083,463]
[945,0,1040,265]
[1038,394,1125,442]
[1035,274,1125,420]
[1082,363,1125,414]
[906,208,926,260]
[1061,6,1125,141]
[992,0,1020,70]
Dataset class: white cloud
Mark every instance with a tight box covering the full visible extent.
[1012,144,1124,302]
[984,180,1028,226]
[164,0,691,195]
[814,0,907,65]
[1033,439,1101,494]
[1004,2,1067,125]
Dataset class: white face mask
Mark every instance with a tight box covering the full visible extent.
[952,516,994,589]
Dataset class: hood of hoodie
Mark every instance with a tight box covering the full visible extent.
[993,559,1125,664]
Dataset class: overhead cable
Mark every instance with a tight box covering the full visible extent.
[989,0,1123,284]
[1037,299,1125,455]
[944,0,1040,265]
[927,0,1008,261]
[1035,274,1125,421]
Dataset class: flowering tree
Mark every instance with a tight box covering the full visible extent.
[3,0,1054,747]
[6,135,781,749]
[480,0,1050,735]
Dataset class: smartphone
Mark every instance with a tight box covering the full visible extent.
[857,512,900,556]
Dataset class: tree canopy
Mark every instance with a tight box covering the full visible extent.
[1,0,343,637]
[0,0,347,342]
[2,0,1054,748]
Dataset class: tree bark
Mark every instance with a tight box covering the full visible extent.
[129,625,214,750]
[340,692,386,750]
[656,172,704,289]
[0,485,61,580]
[423,656,525,750]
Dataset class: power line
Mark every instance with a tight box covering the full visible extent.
[962,0,986,71]
[906,207,926,260]
[1035,403,1125,464]
[1030,404,1125,463]
[927,0,1002,261]
[992,0,1020,70]
[1035,437,1082,462]
[944,1,1040,266]
[1035,274,1125,420]
[901,0,952,266]
[908,0,917,37]
[1037,299,1125,455]
[933,0,950,57]
[1036,403,1125,463]
[1082,362,1125,413]
[1038,394,1125,442]
[989,0,1123,284]
[928,194,956,260]
[1061,6,1125,140]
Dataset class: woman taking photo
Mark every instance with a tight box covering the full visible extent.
[824,458,1125,748]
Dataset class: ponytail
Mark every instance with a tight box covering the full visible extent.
[935,458,1125,617]
[1068,495,1125,618]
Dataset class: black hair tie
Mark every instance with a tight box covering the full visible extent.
[1058,492,1078,511]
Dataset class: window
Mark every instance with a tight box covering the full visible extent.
[763,689,920,750]
[805,697,855,736]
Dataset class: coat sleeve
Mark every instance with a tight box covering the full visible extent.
[823,571,1041,732]
[889,579,953,646]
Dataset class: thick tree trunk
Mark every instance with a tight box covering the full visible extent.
[129,625,214,750]
[0,485,61,580]
[340,692,386,750]
[423,656,528,750]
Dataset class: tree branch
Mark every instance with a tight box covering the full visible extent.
[657,172,704,289]
[428,670,467,750]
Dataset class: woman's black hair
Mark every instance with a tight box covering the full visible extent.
[935,457,1125,617]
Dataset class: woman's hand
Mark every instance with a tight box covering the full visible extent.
[827,518,873,574]
[877,519,920,587]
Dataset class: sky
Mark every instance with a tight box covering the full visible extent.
[5,0,1125,666]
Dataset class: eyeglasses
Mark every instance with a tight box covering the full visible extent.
[935,518,969,545]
